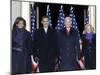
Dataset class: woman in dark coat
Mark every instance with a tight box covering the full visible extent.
[82,24,96,69]
[12,17,33,74]
[58,17,81,71]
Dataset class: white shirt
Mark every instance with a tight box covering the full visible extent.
[44,27,48,33]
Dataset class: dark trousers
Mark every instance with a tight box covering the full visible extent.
[85,57,96,69]
[59,65,78,71]
[39,60,55,73]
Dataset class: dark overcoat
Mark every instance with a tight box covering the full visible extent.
[33,26,59,72]
[58,28,80,71]
[12,28,33,74]
[82,34,96,69]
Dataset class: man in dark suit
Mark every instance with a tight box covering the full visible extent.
[33,16,59,73]
[58,16,81,71]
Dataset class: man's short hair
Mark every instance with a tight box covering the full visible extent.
[41,16,49,20]
[64,16,72,20]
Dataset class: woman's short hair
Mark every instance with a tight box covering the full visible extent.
[83,24,94,34]
[13,17,26,29]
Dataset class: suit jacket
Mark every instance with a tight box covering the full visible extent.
[33,26,59,65]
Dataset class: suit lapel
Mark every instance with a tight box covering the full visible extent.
[41,28,47,39]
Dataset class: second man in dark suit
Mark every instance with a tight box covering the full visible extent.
[33,16,59,73]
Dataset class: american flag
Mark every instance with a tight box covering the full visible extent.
[69,6,80,37]
[31,4,39,73]
[31,4,36,40]
[46,5,52,26]
[84,16,89,26]
[55,5,65,31]
[69,6,78,31]
[84,8,89,26]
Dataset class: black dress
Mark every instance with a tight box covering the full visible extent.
[33,26,59,73]
[58,28,80,71]
[82,33,96,69]
[12,28,33,74]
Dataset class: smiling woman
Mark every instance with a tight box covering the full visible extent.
[12,17,33,74]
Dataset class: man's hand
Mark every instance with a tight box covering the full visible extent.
[34,57,39,62]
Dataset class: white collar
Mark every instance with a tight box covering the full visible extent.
[44,27,48,33]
